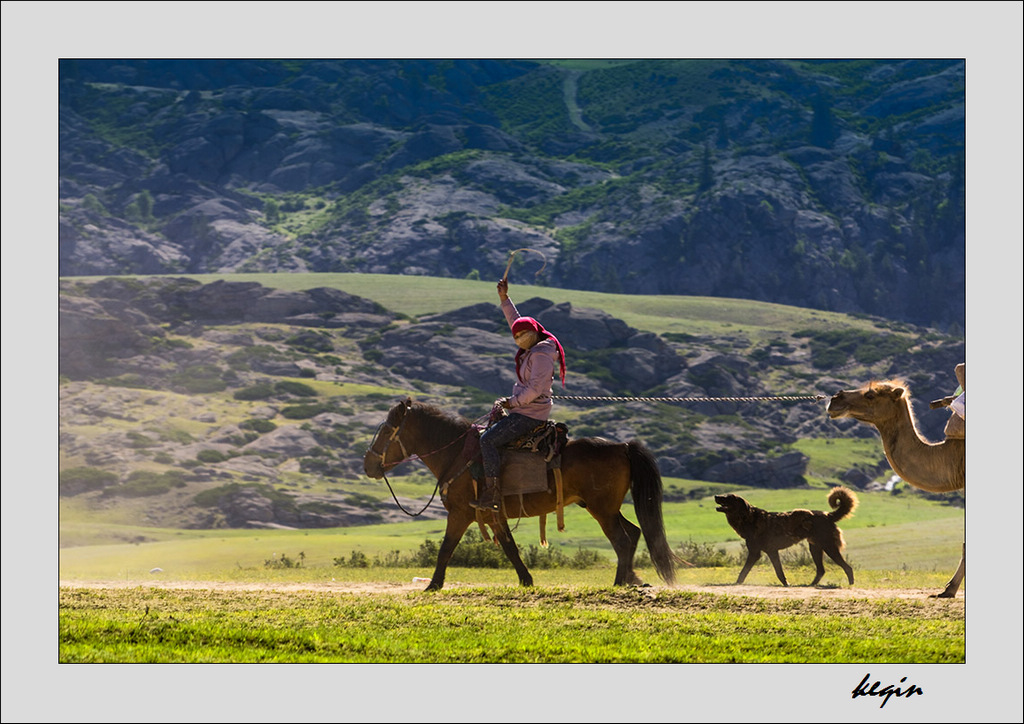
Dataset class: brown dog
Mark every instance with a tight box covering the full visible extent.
[714,487,858,586]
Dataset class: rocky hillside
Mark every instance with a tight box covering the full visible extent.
[59,59,965,330]
[59,276,964,531]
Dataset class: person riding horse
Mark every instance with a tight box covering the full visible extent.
[472,278,567,511]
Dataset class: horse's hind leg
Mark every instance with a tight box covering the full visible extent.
[491,518,533,587]
[594,511,643,586]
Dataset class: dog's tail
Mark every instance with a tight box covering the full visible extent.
[826,486,858,522]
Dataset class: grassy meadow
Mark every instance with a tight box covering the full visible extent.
[182,271,887,342]
[55,273,969,670]
[59,480,964,584]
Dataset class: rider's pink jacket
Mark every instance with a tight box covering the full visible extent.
[501,297,557,421]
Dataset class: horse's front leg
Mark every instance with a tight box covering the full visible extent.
[493,517,534,587]
[426,512,473,591]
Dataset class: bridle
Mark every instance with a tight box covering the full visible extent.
[365,400,490,517]
[365,402,412,472]
[365,401,439,516]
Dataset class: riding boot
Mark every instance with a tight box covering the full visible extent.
[470,476,501,511]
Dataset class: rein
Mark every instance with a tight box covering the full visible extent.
[366,406,490,517]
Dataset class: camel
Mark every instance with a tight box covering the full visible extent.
[826,371,965,598]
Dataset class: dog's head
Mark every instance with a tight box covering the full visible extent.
[714,493,753,528]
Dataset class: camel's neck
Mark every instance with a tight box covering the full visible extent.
[874,403,965,493]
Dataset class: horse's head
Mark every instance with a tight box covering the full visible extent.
[827,380,907,424]
[363,397,414,479]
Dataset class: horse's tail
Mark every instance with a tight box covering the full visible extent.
[627,440,676,585]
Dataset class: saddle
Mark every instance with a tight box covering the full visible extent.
[443,419,570,544]
[930,363,965,440]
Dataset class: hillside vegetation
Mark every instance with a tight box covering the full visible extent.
[60,273,964,537]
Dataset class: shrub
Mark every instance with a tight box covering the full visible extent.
[298,501,342,515]
[793,327,915,369]
[126,431,157,448]
[520,545,602,570]
[226,345,290,371]
[332,532,606,571]
[81,193,107,214]
[343,492,380,508]
[281,403,332,419]
[264,552,304,569]
[193,483,298,513]
[59,467,117,496]
[101,470,187,498]
[285,330,335,354]
[673,539,734,568]
[334,550,370,568]
[239,419,276,433]
[96,374,149,389]
[234,382,276,400]
[196,449,228,463]
[170,364,227,393]
[274,380,318,397]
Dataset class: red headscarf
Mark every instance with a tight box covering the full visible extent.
[511,316,566,387]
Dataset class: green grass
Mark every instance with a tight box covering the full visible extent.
[793,436,889,482]
[58,582,963,664]
[59,485,963,581]
[135,272,887,340]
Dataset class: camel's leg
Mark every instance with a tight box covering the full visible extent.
[492,516,533,587]
[819,541,855,585]
[736,547,762,584]
[765,549,789,586]
[426,511,474,591]
[933,543,965,598]
[590,510,643,586]
[808,542,826,586]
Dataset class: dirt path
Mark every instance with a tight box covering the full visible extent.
[59,579,963,602]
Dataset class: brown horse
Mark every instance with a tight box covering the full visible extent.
[363,398,676,591]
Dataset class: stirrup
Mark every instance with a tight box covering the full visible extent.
[470,492,501,511]
[470,498,500,512]
[470,478,501,511]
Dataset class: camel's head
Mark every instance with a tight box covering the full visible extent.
[827,380,908,424]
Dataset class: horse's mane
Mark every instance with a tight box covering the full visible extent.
[410,400,471,430]
[399,400,473,449]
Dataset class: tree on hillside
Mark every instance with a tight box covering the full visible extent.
[264,198,281,224]
[699,142,715,192]
[810,91,836,148]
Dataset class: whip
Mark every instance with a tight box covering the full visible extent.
[501,247,547,283]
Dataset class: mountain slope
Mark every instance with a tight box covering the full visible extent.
[58,59,965,328]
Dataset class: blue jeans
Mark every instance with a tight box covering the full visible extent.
[480,412,541,479]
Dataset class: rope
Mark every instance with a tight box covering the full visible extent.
[553,394,827,403]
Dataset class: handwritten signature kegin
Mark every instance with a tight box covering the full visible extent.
[851,673,924,708]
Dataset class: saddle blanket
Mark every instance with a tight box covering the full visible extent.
[461,420,568,497]
[500,450,550,496]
